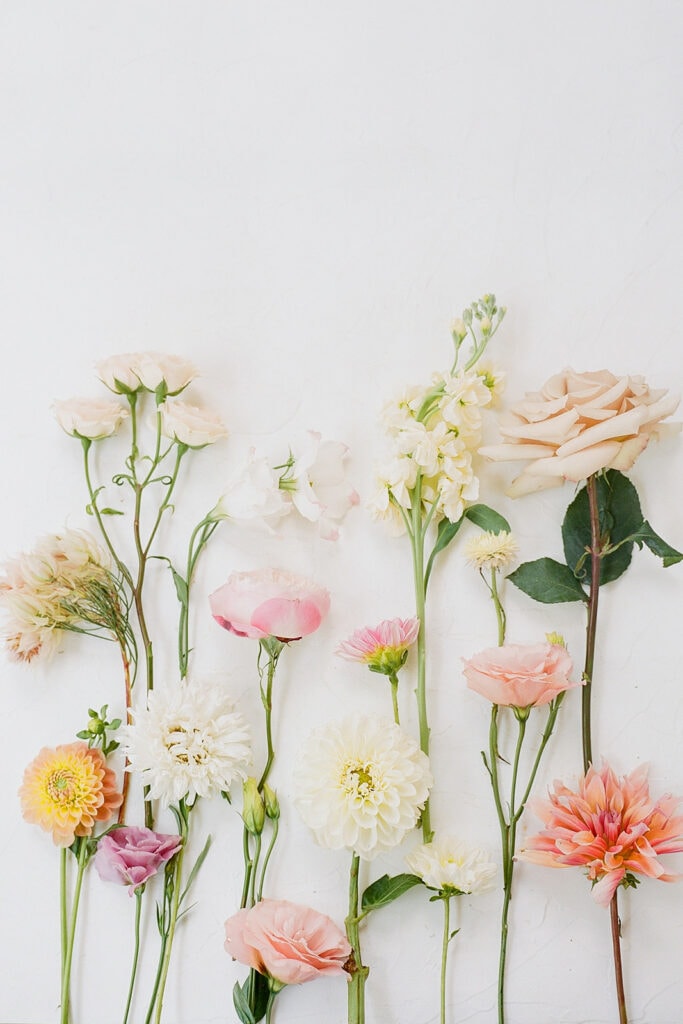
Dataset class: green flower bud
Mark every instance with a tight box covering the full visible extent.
[242,777,266,835]
[262,783,280,820]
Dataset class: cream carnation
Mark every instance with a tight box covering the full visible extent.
[293,714,432,860]
[124,680,251,806]
[406,836,497,894]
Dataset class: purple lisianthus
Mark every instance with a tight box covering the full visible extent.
[94,825,182,894]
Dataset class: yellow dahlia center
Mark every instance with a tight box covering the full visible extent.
[342,760,377,797]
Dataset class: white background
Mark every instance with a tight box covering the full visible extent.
[2,4,683,1023]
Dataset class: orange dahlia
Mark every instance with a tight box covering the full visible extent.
[19,742,123,846]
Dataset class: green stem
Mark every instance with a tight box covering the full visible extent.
[151,812,189,1024]
[247,834,262,908]
[178,517,218,678]
[388,672,400,725]
[61,841,89,1024]
[345,853,368,1024]
[257,818,280,902]
[82,440,134,591]
[60,849,68,979]
[610,891,628,1024]
[240,828,253,910]
[409,474,432,842]
[265,991,276,1024]
[122,889,143,1024]
[257,641,283,792]
[440,897,452,1024]
[582,473,602,773]
[490,568,506,647]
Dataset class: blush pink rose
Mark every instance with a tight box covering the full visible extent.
[224,899,351,985]
[94,826,182,893]
[210,568,330,641]
[463,642,578,708]
[481,368,680,496]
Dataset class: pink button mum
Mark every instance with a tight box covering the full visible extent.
[335,616,420,675]
[224,898,351,985]
[19,742,123,847]
[463,641,578,708]
[94,826,182,893]
[520,762,683,906]
[210,568,330,641]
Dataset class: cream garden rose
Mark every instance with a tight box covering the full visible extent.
[481,367,680,496]
[97,352,198,395]
[54,397,128,439]
[159,399,228,448]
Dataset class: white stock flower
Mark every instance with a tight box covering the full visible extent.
[293,714,432,860]
[159,399,228,448]
[211,450,290,528]
[124,680,251,806]
[288,431,359,541]
[54,397,128,440]
[406,836,497,894]
[464,530,518,571]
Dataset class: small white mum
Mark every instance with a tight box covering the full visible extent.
[464,530,518,571]
[125,680,251,806]
[406,836,497,894]
[293,714,432,860]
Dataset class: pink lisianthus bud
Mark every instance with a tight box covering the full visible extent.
[224,899,351,985]
[463,641,579,709]
[94,826,182,893]
[210,568,330,642]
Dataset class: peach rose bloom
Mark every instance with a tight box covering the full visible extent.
[224,899,351,985]
[463,642,578,708]
[481,368,679,496]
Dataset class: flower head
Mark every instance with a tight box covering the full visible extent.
[0,529,127,663]
[286,431,359,541]
[224,899,351,985]
[406,836,497,895]
[123,680,251,806]
[464,530,518,571]
[293,714,432,860]
[96,352,197,396]
[159,399,227,448]
[54,397,128,440]
[210,568,330,642]
[481,368,680,497]
[19,742,123,846]
[211,451,290,529]
[94,826,182,893]
[520,762,683,906]
[463,642,578,709]
[335,617,420,675]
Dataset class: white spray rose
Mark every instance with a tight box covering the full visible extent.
[54,397,128,440]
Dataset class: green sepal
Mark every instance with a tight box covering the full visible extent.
[361,872,423,913]
[508,558,588,604]
[562,471,642,586]
[464,504,511,533]
[630,520,683,567]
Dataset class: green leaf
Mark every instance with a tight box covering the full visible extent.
[250,970,271,1022]
[631,520,683,567]
[169,565,189,606]
[508,558,587,604]
[99,507,125,516]
[179,835,212,908]
[562,471,642,586]
[425,515,464,588]
[233,981,257,1024]
[464,504,511,534]
[361,873,423,913]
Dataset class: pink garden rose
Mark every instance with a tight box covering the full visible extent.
[224,899,351,985]
[481,368,679,496]
[210,568,330,641]
[463,642,578,708]
[94,826,182,893]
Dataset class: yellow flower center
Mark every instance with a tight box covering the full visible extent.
[342,761,376,797]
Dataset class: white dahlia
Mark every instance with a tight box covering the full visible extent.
[124,680,251,806]
[293,714,432,860]
[406,836,497,895]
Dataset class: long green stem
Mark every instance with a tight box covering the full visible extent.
[490,568,506,647]
[147,809,189,1024]
[256,818,280,903]
[409,474,433,842]
[440,897,452,1024]
[582,473,602,772]
[152,841,186,1024]
[345,853,368,1024]
[610,892,628,1024]
[257,644,281,792]
[388,671,400,725]
[247,834,262,908]
[60,849,68,979]
[178,517,218,679]
[61,841,89,1024]
[122,889,143,1024]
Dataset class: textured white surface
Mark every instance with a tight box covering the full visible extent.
[1,4,683,1022]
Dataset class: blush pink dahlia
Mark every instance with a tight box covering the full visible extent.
[224,899,351,985]
[335,617,419,675]
[210,568,330,642]
[463,641,579,709]
[520,763,683,906]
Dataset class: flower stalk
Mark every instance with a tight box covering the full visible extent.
[346,853,369,1024]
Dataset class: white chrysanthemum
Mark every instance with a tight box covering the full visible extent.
[406,836,497,894]
[464,530,518,571]
[293,714,432,860]
[124,680,251,806]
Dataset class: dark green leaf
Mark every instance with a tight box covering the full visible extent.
[361,873,423,913]
[464,504,511,533]
[233,981,256,1024]
[425,516,464,587]
[562,471,642,586]
[508,558,587,604]
[631,521,683,568]
[250,969,271,1022]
